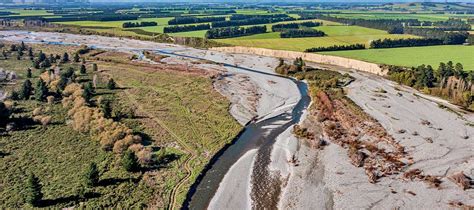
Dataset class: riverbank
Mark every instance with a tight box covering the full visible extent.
[0,31,309,209]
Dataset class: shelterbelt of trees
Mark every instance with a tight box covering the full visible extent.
[369,38,444,48]
[163,23,210,33]
[271,21,322,32]
[205,25,267,39]
[280,28,326,38]
[305,44,365,52]
[211,14,295,28]
[386,62,474,110]
[122,21,157,28]
[167,16,225,25]
[317,15,469,42]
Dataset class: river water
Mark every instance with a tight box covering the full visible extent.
[0,31,310,209]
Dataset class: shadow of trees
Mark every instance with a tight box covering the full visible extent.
[38,192,101,207]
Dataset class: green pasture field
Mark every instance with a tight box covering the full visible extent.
[320,45,474,70]
[217,25,417,52]
[331,13,474,22]
[0,9,54,17]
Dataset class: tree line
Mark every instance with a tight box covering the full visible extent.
[163,24,211,33]
[280,28,326,38]
[229,14,290,21]
[433,18,471,31]
[403,28,469,45]
[205,25,267,39]
[211,16,295,28]
[122,21,157,28]
[271,21,322,32]
[305,44,365,52]
[168,16,225,25]
[315,15,419,34]
[46,14,139,22]
[370,38,444,48]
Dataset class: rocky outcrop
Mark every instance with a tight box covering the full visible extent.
[211,46,386,76]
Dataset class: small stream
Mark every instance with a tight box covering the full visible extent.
[0,31,311,210]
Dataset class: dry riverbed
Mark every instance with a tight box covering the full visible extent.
[2,31,472,209]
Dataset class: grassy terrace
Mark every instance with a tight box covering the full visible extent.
[320,45,474,70]
[0,44,242,208]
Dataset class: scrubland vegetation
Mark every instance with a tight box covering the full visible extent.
[0,41,241,208]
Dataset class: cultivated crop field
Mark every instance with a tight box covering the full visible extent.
[321,45,474,70]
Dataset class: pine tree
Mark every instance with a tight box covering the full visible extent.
[26,68,32,78]
[80,64,86,74]
[20,41,26,51]
[35,79,48,101]
[84,162,100,187]
[25,173,43,206]
[100,99,112,118]
[122,150,139,172]
[107,78,116,90]
[38,51,46,63]
[20,79,33,100]
[73,53,80,62]
[82,82,94,102]
[62,52,69,63]
[28,47,33,57]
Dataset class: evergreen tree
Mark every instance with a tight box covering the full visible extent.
[35,79,48,101]
[82,82,94,102]
[107,78,116,90]
[84,162,100,187]
[20,79,33,100]
[38,51,46,63]
[0,101,11,120]
[40,59,51,68]
[16,53,21,60]
[62,52,69,63]
[73,53,80,62]
[28,47,33,57]
[10,44,17,52]
[26,68,32,78]
[122,150,139,172]
[49,54,55,64]
[101,99,112,118]
[25,173,43,206]
[80,64,86,74]
[20,41,26,51]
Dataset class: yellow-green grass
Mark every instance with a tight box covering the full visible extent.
[216,25,417,52]
[0,50,155,208]
[320,45,474,70]
[0,44,242,208]
[96,54,242,207]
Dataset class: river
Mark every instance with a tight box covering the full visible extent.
[0,30,310,209]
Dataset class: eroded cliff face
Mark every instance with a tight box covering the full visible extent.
[211,46,387,76]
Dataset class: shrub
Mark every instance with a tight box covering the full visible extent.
[20,79,33,100]
[107,78,116,90]
[83,162,100,187]
[122,150,139,172]
[25,173,43,206]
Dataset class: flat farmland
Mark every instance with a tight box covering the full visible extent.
[217,25,417,52]
[320,45,474,70]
